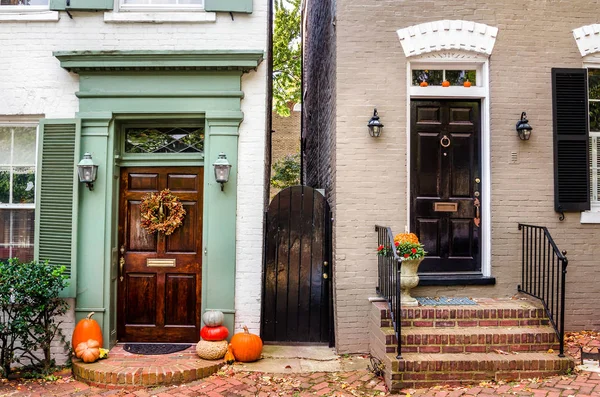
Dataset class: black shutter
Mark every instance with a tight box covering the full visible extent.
[552,68,590,212]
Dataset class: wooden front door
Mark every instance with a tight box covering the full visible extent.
[411,100,481,274]
[118,167,203,343]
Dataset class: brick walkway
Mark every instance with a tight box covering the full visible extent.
[1,331,599,396]
[3,366,600,396]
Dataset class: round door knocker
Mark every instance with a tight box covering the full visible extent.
[440,135,451,148]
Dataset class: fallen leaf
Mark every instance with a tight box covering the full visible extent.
[548,348,554,353]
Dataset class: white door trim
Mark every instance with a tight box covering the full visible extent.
[405,59,492,277]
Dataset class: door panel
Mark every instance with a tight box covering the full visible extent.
[118,166,203,342]
[411,100,481,274]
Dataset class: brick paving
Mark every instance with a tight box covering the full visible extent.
[3,366,600,397]
[1,331,599,396]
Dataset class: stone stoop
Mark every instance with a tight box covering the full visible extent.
[369,298,574,391]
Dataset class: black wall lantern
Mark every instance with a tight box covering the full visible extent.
[367,108,384,137]
[516,112,533,140]
[77,152,98,191]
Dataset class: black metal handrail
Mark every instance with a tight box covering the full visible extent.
[375,225,402,359]
[518,223,568,357]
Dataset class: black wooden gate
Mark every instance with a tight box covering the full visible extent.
[261,186,332,344]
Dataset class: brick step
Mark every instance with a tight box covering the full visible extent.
[375,299,548,328]
[387,352,574,390]
[396,326,559,353]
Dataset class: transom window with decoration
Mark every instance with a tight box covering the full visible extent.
[412,69,477,87]
[120,0,203,11]
[589,69,600,211]
[125,126,204,154]
[0,124,37,262]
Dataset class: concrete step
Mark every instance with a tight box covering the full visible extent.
[387,351,574,390]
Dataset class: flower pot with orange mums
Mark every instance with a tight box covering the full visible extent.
[393,233,426,306]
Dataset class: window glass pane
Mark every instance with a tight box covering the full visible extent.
[0,168,9,204]
[446,70,476,86]
[0,0,48,5]
[125,127,205,154]
[590,102,600,132]
[0,128,11,165]
[412,69,443,86]
[0,210,9,245]
[13,127,36,165]
[11,210,34,246]
[589,69,600,100]
[13,167,35,204]
[0,210,34,262]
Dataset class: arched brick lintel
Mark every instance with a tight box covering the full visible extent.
[397,20,499,58]
[573,24,600,57]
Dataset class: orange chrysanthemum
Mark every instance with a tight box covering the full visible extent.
[394,233,420,244]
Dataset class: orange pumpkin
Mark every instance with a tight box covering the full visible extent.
[419,81,428,87]
[230,325,263,362]
[75,339,101,363]
[72,312,103,351]
[463,80,472,88]
[442,80,450,87]
[224,344,235,365]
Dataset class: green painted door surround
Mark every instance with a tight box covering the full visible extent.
[49,50,264,347]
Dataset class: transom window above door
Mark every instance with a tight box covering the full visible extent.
[125,126,204,154]
[412,69,477,87]
[120,0,203,10]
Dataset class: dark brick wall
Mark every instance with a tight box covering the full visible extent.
[302,0,336,207]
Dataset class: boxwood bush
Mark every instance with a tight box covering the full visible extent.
[0,259,69,377]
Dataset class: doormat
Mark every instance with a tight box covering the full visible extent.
[415,297,477,306]
[124,343,192,355]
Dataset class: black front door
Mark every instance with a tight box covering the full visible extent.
[410,100,481,274]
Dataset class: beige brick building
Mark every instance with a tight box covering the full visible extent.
[303,0,600,353]
[270,109,301,197]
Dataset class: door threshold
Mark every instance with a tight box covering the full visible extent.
[418,274,496,286]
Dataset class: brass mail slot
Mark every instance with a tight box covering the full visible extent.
[147,258,176,267]
[434,202,458,212]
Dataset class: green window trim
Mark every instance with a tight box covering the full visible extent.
[204,0,252,13]
[50,0,113,11]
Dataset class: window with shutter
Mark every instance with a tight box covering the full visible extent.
[49,0,113,11]
[204,0,252,13]
[0,122,37,263]
[589,69,600,211]
[552,68,590,212]
[34,119,80,298]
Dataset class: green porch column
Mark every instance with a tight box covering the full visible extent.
[74,114,114,347]
[202,111,243,335]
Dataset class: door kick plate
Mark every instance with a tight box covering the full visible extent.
[434,202,458,212]
[147,258,176,267]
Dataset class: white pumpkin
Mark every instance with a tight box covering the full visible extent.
[202,310,224,327]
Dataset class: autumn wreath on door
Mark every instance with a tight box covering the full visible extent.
[140,189,186,235]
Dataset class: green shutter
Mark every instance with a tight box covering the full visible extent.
[35,119,81,298]
[205,0,252,13]
[50,0,113,11]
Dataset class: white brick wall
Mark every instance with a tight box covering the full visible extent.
[0,5,267,356]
